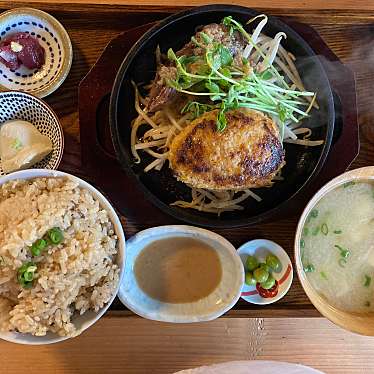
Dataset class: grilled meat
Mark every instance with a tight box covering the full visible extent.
[169,109,285,190]
[147,65,178,113]
[146,23,246,113]
[177,23,246,63]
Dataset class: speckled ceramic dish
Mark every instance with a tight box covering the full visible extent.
[118,225,244,322]
[0,7,72,98]
[0,91,64,174]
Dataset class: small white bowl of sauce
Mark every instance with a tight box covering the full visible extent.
[118,225,244,322]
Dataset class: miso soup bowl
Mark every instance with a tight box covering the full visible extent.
[295,166,374,336]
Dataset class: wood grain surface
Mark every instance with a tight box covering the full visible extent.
[1,316,374,373]
[4,0,374,11]
[0,4,374,317]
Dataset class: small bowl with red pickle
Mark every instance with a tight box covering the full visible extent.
[238,239,293,305]
[0,7,72,97]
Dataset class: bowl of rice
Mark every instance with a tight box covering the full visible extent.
[0,169,125,345]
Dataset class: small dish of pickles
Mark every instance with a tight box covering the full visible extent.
[238,239,293,305]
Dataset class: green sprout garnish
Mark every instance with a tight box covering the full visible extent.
[165,17,315,133]
[181,101,216,119]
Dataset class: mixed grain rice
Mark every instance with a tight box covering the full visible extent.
[0,177,119,337]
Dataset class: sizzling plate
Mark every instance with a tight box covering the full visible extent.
[110,4,335,228]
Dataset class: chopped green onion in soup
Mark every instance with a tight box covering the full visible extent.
[364,275,371,288]
[304,264,315,273]
[310,209,319,218]
[320,271,328,280]
[321,223,329,235]
[312,226,320,236]
[338,258,347,268]
[343,181,355,188]
[301,181,374,312]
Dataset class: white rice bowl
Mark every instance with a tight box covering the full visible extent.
[0,169,125,345]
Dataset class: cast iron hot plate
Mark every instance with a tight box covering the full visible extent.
[109,5,335,228]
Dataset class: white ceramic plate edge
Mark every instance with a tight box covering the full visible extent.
[174,360,325,374]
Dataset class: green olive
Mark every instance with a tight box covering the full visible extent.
[245,255,259,272]
[260,275,276,289]
[259,263,270,273]
[253,267,269,283]
[245,272,257,286]
[266,254,281,273]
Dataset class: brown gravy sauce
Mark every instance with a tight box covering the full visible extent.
[134,237,222,303]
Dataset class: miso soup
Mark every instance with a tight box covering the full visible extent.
[301,181,374,312]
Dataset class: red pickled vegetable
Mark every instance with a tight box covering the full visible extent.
[256,280,279,298]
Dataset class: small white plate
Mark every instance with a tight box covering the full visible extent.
[118,225,244,323]
[175,360,324,374]
[238,239,293,305]
[0,7,72,98]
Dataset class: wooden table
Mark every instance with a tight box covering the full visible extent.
[1,2,373,318]
[2,316,374,373]
[7,0,374,11]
